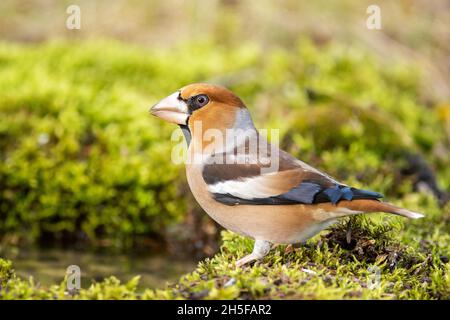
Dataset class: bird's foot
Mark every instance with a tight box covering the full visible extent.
[236,240,272,268]
[284,244,294,254]
[236,253,259,267]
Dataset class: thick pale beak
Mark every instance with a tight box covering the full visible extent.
[150,91,189,125]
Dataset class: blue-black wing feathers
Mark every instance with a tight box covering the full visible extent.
[212,181,383,206]
[204,149,383,206]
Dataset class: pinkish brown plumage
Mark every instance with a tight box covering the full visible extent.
[150,83,424,266]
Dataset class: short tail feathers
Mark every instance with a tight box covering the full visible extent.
[339,199,425,219]
[389,207,425,219]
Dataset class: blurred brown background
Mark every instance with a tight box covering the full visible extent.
[1,0,449,101]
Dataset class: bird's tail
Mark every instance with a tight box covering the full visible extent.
[382,204,425,219]
[338,200,424,219]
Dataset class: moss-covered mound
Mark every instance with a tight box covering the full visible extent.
[150,211,449,300]
[1,39,449,249]
[0,38,449,299]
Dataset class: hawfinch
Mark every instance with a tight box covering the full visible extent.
[150,83,424,267]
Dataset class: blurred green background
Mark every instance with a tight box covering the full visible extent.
[0,0,449,290]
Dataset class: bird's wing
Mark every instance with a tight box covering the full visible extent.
[202,149,383,206]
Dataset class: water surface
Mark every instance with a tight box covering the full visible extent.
[6,248,197,290]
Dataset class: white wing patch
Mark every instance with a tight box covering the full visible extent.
[208,175,281,200]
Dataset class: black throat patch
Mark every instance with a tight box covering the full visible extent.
[179,124,191,146]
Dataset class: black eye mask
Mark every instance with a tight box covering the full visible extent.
[176,93,209,146]
[187,94,209,112]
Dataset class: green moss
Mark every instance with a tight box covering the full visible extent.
[1,190,449,300]
[2,194,448,300]
[1,39,449,249]
[0,258,14,287]
[149,210,449,300]
[2,204,448,300]
[0,38,448,299]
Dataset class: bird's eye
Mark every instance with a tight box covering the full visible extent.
[194,94,209,108]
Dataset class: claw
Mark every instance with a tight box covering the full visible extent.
[235,240,272,268]
[236,253,258,267]
[284,244,294,254]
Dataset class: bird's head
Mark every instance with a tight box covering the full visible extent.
[150,83,252,135]
[150,83,259,158]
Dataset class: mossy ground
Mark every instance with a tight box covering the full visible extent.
[1,206,449,299]
[148,201,450,300]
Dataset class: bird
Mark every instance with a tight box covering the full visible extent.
[150,83,424,267]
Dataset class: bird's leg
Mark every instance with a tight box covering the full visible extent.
[236,240,272,267]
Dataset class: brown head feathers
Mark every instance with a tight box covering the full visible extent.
[180,83,245,108]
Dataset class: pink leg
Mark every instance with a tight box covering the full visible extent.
[236,240,271,267]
